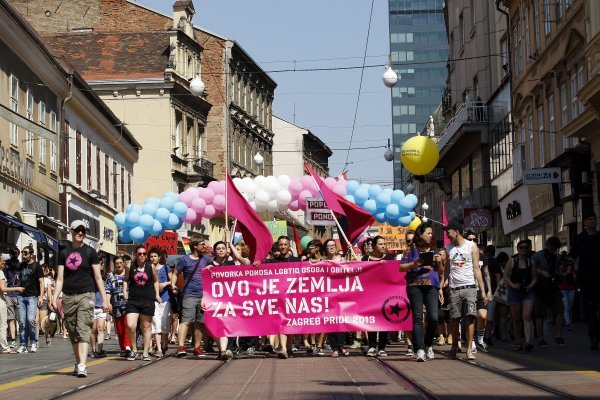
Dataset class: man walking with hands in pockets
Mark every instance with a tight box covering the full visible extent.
[441,222,487,360]
[52,220,111,377]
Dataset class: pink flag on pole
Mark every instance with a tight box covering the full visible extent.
[226,175,272,262]
[304,163,374,244]
[442,200,451,246]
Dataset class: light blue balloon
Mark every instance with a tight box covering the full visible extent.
[346,180,360,195]
[155,207,170,224]
[163,191,179,201]
[382,188,393,196]
[172,201,188,218]
[376,192,392,209]
[166,213,180,229]
[399,196,415,212]
[409,211,416,220]
[114,213,126,229]
[375,212,386,223]
[405,193,419,209]
[354,188,369,205]
[398,215,413,227]
[129,227,145,243]
[345,195,355,203]
[118,229,131,244]
[139,214,154,231]
[131,204,143,215]
[126,204,135,213]
[363,199,378,214]
[145,197,160,205]
[140,232,150,244]
[142,203,158,217]
[385,204,400,220]
[174,218,184,230]
[389,218,401,227]
[159,197,175,210]
[125,211,140,228]
[368,185,382,199]
[391,190,405,204]
[150,220,163,236]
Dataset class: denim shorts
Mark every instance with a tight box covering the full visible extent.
[507,288,535,305]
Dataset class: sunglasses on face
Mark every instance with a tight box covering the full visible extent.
[73,228,86,234]
[137,252,147,256]
[22,252,30,256]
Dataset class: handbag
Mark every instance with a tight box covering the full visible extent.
[493,279,509,305]
[176,258,202,318]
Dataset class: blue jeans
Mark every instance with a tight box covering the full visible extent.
[18,296,38,346]
[561,289,575,326]
[407,285,439,352]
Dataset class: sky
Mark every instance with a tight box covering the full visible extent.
[138,0,394,186]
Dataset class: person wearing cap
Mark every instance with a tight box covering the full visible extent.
[441,222,486,360]
[570,211,600,350]
[51,220,111,378]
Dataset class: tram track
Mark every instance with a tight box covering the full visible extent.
[370,357,444,400]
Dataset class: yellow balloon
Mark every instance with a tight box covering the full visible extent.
[400,136,439,175]
[407,216,422,231]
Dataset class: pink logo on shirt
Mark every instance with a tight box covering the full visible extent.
[133,271,149,286]
[65,252,82,271]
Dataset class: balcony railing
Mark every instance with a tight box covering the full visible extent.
[188,157,214,178]
[437,101,488,151]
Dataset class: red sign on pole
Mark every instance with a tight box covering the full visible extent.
[144,231,179,255]
[463,208,493,227]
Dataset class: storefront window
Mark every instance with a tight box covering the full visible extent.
[528,225,543,251]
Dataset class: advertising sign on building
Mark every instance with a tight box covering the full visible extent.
[265,220,288,242]
[144,231,179,255]
[523,168,561,185]
[305,197,336,226]
[463,208,493,227]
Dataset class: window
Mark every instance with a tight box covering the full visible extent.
[113,161,118,207]
[39,137,46,165]
[87,140,92,191]
[533,0,540,50]
[39,102,46,126]
[121,166,125,211]
[556,0,563,21]
[544,0,551,35]
[560,82,568,126]
[537,105,545,166]
[26,89,34,157]
[64,121,70,179]
[528,115,534,168]
[9,75,19,145]
[566,0,572,9]
[548,94,556,159]
[577,65,585,113]
[128,172,132,207]
[96,147,101,191]
[513,21,522,76]
[570,73,578,117]
[105,155,109,198]
[459,13,464,47]
[76,131,82,186]
[50,141,56,172]
[473,76,479,100]
[524,6,531,61]
[500,36,508,75]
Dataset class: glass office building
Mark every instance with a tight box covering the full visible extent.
[389,0,448,188]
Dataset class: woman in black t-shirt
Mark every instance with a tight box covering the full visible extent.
[362,236,394,357]
[123,245,160,361]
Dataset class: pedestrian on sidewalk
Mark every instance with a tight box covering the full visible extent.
[52,220,111,378]
[16,245,44,354]
[0,255,24,354]
[105,255,131,356]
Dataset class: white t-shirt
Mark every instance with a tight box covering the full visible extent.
[446,239,476,288]
[0,270,6,303]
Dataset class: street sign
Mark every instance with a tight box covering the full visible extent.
[523,168,561,185]
[305,197,336,226]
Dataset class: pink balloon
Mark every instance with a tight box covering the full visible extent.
[178,188,197,206]
[299,190,312,202]
[183,208,197,223]
[288,180,303,196]
[197,187,215,203]
[324,177,337,189]
[289,200,300,211]
[301,175,314,190]
[298,198,307,211]
[191,197,206,213]
[212,194,226,211]
[212,180,226,196]
[204,205,216,219]
[333,183,347,197]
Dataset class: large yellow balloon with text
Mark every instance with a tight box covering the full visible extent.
[400,136,439,176]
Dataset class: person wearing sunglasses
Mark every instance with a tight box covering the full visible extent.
[503,239,537,352]
[52,220,111,378]
[123,245,161,361]
[15,245,44,354]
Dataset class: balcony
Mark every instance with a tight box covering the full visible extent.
[192,157,214,178]
[172,156,215,185]
[445,185,498,222]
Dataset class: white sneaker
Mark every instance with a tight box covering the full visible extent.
[471,341,477,353]
[366,347,377,357]
[30,343,38,353]
[72,364,79,376]
[16,346,28,353]
[416,349,426,362]
[426,346,435,360]
[377,350,387,357]
[77,363,88,377]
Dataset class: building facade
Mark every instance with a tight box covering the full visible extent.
[388,0,448,188]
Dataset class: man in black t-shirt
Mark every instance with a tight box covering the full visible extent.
[52,220,111,378]
[16,245,44,354]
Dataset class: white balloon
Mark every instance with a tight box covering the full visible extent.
[233,177,243,189]
[276,190,292,205]
[267,200,278,211]
[255,190,270,205]
[245,181,258,196]
[266,180,280,194]
[277,175,291,189]
[254,175,267,189]
[277,201,288,211]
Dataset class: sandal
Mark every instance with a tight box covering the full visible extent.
[342,350,350,357]
[2,349,17,354]
[332,351,339,357]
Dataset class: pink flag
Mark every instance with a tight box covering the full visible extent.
[305,163,374,244]
[226,175,272,262]
[442,200,451,246]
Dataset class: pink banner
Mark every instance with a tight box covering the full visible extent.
[203,261,412,337]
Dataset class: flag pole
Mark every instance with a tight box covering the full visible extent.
[307,173,357,259]
[224,45,230,242]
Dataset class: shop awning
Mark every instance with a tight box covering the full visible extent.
[0,211,59,252]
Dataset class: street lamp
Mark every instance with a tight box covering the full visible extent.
[382,55,398,88]
[253,152,264,166]
[384,139,394,161]
[189,74,205,97]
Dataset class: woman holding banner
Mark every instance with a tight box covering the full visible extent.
[400,224,443,362]
[323,239,350,357]
[362,236,395,357]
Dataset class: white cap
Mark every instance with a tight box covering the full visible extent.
[70,220,87,231]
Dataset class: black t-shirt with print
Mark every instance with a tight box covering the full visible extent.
[19,261,43,297]
[58,244,100,295]
[127,263,155,301]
